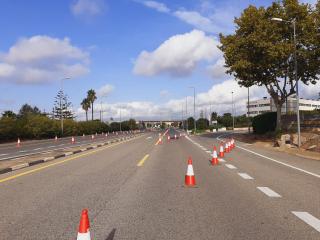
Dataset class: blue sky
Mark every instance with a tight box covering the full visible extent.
[0,0,318,120]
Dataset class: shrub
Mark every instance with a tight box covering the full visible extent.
[252,112,277,134]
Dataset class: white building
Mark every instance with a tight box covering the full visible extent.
[247,96,320,117]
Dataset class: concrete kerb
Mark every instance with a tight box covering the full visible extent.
[0,134,140,176]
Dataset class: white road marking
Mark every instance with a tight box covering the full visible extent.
[257,187,281,198]
[225,164,237,169]
[238,173,254,180]
[217,134,320,179]
[19,150,27,153]
[33,148,43,150]
[218,158,226,163]
[47,146,55,148]
[146,137,152,139]
[292,211,320,233]
[206,150,211,153]
[0,153,8,156]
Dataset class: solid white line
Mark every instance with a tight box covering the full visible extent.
[225,164,237,169]
[238,173,254,180]
[0,153,8,156]
[292,211,320,233]
[206,150,211,153]
[257,187,281,198]
[236,145,320,179]
[33,148,43,150]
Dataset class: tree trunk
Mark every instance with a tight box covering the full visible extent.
[85,111,88,121]
[91,103,94,121]
[275,102,283,131]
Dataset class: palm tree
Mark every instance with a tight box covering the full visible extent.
[81,98,90,121]
[87,89,97,121]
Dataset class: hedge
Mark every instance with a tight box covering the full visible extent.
[252,112,277,134]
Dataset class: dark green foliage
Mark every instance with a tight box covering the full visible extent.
[187,117,195,130]
[252,112,277,134]
[196,118,209,130]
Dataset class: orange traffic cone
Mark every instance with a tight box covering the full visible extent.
[174,134,177,139]
[55,136,58,141]
[71,136,75,144]
[225,142,229,153]
[167,135,170,142]
[211,146,219,165]
[91,135,94,140]
[219,144,224,158]
[228,141,232,151]
[77,209,91,240]
[231,138,235,149]
[185,157,196,186]
[159,137,162,144]
[17,138,21,147]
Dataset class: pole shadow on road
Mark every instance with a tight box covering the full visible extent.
[105,228,116,240]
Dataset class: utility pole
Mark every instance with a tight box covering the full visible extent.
[232,91,235,130]
[247,87,250,133]
[119,108,122,132]
[189,87,196,133]
[185,97,188,131]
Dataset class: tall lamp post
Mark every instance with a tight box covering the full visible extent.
[231,91,235,130]
[189,87,196,134]
[271,17,300,147]
[60,77,71,136]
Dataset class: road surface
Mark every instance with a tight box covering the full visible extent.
[0,129,319,239]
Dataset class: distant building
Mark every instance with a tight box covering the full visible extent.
[247,96,320,117]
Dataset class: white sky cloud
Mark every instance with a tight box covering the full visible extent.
[133,30,221,77]
[174,10,216,33]
[142,1,170,13]
[0,35,89,84]
[207,58,228,79]
[97,84,114,98]
[71,0,105,17]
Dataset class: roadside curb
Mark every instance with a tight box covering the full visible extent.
[0,134,140,176]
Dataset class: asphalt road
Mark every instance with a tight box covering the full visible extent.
[0,129,319,239]
[0,131,137,161]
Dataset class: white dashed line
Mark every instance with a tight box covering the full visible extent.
[206,150,211,153]
[19,150,27,153]
[292,211,320,233]
[225,164,237,169]
[0,153,8,156]
[257,187,281,198]
[218,158,226,163]
[238,173,254,180]
[33,148,43,150]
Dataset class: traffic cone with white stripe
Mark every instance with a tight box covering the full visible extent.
[71,136,75,144]
[211,146,219,165]
[167,135,170,142]
[17,138,21,147]
[225,142,229,153]
[55,136,58,142]
[159,137,162,145]
[174,134,177,139]
[228,141,232,151]
[77,209,91,240]
[185,157,196,186]
[232,138,235,149]
[219,144,224,158]
[91,135,94,140]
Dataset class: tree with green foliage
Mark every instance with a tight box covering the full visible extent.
[2,110,17,118]
[196,118,209,130]
[53,90,74,120]
[81,98,90,121]
[18,104,41,118]
[87,89,97,121]
[210,112,218,121]
[187,117,195,130]
[219,0,320,130]
[218,113,233,128]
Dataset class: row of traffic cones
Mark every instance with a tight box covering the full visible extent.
[185,138,236,187]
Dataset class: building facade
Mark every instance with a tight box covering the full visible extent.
[247,96,320,117]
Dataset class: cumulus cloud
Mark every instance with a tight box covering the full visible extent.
[71,0,105,17]
[142,1,170,13]
[0,35,89,84]
[97,84,114,98]
[207,57,227,79]
[133,30,220,77]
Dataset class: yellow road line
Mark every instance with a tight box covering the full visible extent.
[137,154,150,167]
[0,135,144,184]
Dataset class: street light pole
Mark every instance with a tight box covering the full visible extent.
[271,17,300,147]
[185,97,188,131]
[189,87,196,133]
[231,91,235,130]
[247,87,250,133]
